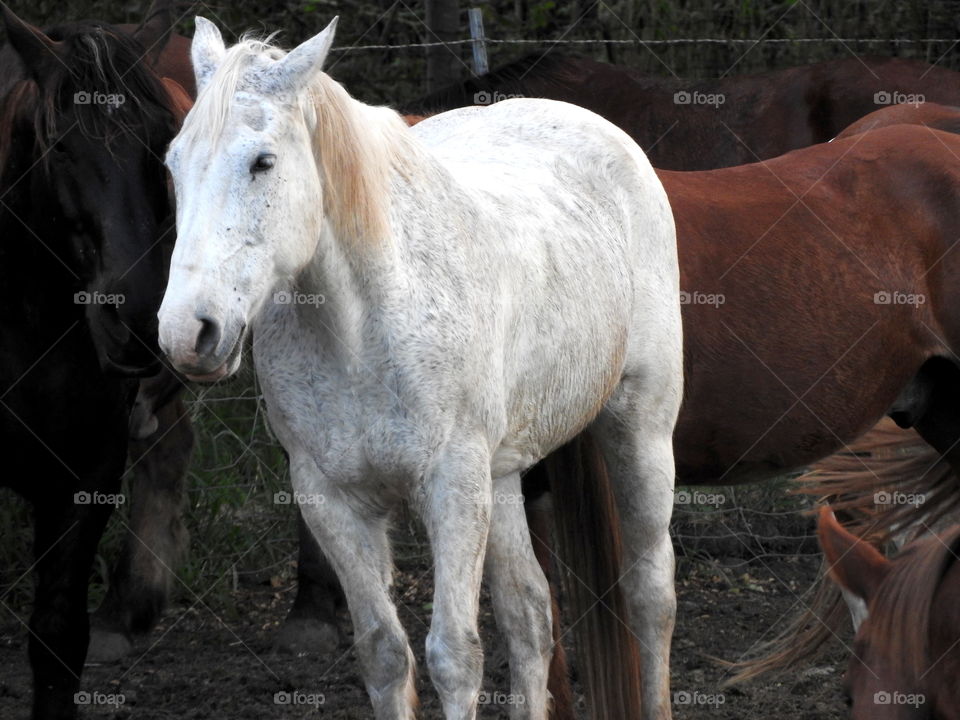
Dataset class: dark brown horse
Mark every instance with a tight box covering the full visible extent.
[407,53,960,170]
[818,507,960,719]
[0,2,189,716]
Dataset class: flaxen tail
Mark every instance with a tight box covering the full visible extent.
[544,432,643,718]
[727,418,957,683]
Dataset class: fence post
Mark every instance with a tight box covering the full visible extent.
[468,7,489,76]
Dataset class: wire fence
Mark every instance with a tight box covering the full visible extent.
[332,36,960,52]
[0,373,823,613]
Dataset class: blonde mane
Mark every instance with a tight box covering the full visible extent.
[180,35,414,247]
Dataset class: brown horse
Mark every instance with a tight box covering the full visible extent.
[818,507,960,720]
[735,101,960,681]
[407,53,960,170]
[836,100,960,139]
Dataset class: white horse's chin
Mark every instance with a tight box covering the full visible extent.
[183,333,244,383]
[185,366,231,383]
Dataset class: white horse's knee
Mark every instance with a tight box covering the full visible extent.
[497,578,552,653]
[425,626,483,698]
[357,623,415,692]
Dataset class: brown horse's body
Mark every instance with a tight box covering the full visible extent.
[837,100,960,138]
[410,54,960,170]
[662,124,960,485]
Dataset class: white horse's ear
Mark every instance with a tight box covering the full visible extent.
[266,17,338,95]
[192,16,226,94]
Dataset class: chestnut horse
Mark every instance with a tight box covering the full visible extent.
[407,53,960,170]
[818,507,960,719]
[836,100,960,139]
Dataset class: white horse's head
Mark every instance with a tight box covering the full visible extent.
[159,16,395,381]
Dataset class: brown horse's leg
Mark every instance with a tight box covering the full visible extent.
[89,397,193,661]
[523,464,576,720]
[274,509,344,654]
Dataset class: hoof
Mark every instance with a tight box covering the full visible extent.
[274,616,340,655]
[87,627,134,663]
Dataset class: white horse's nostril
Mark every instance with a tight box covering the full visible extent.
[194,313,221,357]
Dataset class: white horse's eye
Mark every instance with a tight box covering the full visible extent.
[250,153,276,174]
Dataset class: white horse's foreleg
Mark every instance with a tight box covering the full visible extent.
[593,386,679,720]
[484,472,552,719]
[289,452,416,720]
[422,442,492,720]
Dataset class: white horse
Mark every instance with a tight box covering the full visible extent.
[158,17,682,720]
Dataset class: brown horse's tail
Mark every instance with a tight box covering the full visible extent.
[726,417,958,683]
[544,431,643,718]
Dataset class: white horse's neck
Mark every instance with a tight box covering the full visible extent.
[286,86,431,359]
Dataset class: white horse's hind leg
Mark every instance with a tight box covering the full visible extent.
[289,452,416,720]
[484,472,552,719]
[592,378,679,720]
[423,441,493,720]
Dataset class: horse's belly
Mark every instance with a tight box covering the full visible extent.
[492,332,628,477]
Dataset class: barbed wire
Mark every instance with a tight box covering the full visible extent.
[331,36,959,52]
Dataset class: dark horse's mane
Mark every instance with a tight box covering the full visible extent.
[867,525,960,679]
[401,53,591,115]
[0,20,177,184]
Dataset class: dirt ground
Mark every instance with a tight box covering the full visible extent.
[0,549,848,719]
